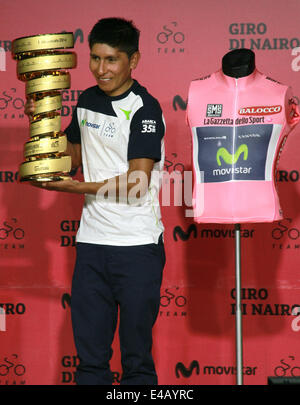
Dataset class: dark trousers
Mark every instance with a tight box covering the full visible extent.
[70,235,165,385]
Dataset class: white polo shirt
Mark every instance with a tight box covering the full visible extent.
[64,80,165,245]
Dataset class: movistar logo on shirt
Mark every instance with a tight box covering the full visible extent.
[214,144,251,176]
[216,144,248,166]
[81,119,101,129]
[195,124,275,183]
[119,108,132,120]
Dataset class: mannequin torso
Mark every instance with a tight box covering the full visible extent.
[186,50,299,223]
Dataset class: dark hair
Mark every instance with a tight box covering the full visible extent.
[88,17,140,57]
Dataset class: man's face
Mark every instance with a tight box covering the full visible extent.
[89,43,140,97]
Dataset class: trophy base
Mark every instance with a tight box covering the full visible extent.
[19,155,72,182]
[20,173,71,182]
[20,173,72,183]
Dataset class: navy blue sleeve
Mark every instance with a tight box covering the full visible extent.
[64,105,81,144]
[127,99,165,162]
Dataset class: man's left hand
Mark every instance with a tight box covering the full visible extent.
[30,178,84,194]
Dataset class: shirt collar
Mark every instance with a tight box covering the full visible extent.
[216,68,261,89]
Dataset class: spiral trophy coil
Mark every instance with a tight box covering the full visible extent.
[11,33,77,181]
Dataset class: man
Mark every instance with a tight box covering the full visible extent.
[25,17,166,385]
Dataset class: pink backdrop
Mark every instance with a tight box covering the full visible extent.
[1,0,300,385]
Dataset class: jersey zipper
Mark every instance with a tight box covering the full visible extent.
[232,78,238,181]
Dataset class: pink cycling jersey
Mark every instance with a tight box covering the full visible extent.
[186,69,300,223]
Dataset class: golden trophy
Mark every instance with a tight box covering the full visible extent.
[11,32,77,181]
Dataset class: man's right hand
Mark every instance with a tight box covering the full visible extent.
[24,97,35,119]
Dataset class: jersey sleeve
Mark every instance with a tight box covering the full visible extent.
[64,105,81,144]
[127,100,165,162]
